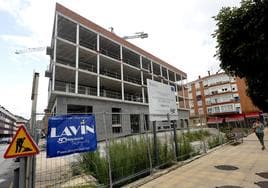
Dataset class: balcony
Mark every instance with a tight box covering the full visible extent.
[78,71,97,96]
[125,93,143,102]
[124,75,141,85]
[54,65,76,93]
[124,83,143,103]
[79,26,97,51]
[100,89,122,99]
[56,39,76,68]
[123,65,141,85]
[57,15,76,44]
[100,56,121,80]
[54,81,75,93]
[78,85,97,96]
[142,57,151,73]
[79,48,97,73]
[100,36,120,60]
[100,77,122,100]
[122,47,140,69]
[100,69,121,80]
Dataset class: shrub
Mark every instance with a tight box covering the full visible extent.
[208,135,222,149]
[184,130,211,142]
[177,134,194,161]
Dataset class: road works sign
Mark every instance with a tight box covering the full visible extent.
[4,125,40,158]
[47,114,97,158]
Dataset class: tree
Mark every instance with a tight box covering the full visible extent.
[214,0,268,111]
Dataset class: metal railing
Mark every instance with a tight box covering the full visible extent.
[100,48,120,60]
[79,61,97,73]
[124,75,141,85]
[100,69,121,79]
[124,93,143,102]
[100,89,122,99]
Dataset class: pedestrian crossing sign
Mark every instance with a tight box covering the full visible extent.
[3,125,39,158]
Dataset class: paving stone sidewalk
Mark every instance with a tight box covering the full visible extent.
[140,129,268,188]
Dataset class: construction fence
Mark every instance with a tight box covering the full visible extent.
[33,112,250,187]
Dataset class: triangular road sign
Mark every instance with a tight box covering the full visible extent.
[4,125,39,158]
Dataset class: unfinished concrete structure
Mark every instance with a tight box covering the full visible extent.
[46,3,189,140]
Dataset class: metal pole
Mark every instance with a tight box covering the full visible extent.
[216,117,221,145]
[200,115,207,153]
[152,121,158,167]
[169,114,179,161]
[103,112,113,188]
[143,114,152,174]
[28,72,39,188]
[19,157,26,188]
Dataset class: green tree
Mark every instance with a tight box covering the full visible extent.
[214,0,268,111]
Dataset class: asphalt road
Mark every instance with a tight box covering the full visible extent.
[0,144,18,188]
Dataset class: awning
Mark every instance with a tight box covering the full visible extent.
[225,114,245,122]
[245,112,260,118]
[207,117,224,124]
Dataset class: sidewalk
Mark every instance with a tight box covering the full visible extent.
[140,129,268,188]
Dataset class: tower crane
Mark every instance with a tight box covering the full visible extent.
[122,32,148,40]
[15,47,47,54]
[14,32,148,54]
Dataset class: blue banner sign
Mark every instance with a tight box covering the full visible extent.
[47,115,97,158]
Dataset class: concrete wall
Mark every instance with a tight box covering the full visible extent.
[55,96,148,140]
[54,96,190,140]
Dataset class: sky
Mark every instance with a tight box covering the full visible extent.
[0,0,241,119]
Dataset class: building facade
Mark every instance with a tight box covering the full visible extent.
[0,106,18,139]
[46,3,189,140]
[187,72,260,127]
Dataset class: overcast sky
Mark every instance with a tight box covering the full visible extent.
[0,0,240,118]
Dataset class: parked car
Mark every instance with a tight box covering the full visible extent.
[0,137,11,144]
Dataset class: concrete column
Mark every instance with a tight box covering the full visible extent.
[150,61,154,80]
[182,78,186,108]
[97,34,100,96]
[52,13,58,91]
[75,24,79,94]
[120,46,124,100]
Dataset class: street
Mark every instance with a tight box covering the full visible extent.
[0,144,18,188]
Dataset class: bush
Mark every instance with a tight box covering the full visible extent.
[177,134,194,161]
[184,130,211,142]
[79,136,174,186]
[207,135,222,149]
[80,151,109,185]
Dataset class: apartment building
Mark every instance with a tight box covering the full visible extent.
[45,3,189,140]
[187,72,260,127]
[0,106,18,139]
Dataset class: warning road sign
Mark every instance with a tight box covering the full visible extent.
[4,125,39,158]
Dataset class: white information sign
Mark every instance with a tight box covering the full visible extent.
[147,79,178,121]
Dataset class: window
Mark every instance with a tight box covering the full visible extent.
[214,106,220,113]
[196,95,202,101]
[67,105,92,114]
[234,96,240,102]
[112,108,121,125]
[130,114,140,133]
[112,108,122,133]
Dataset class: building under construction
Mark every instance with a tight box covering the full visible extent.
[46,3,189,139]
